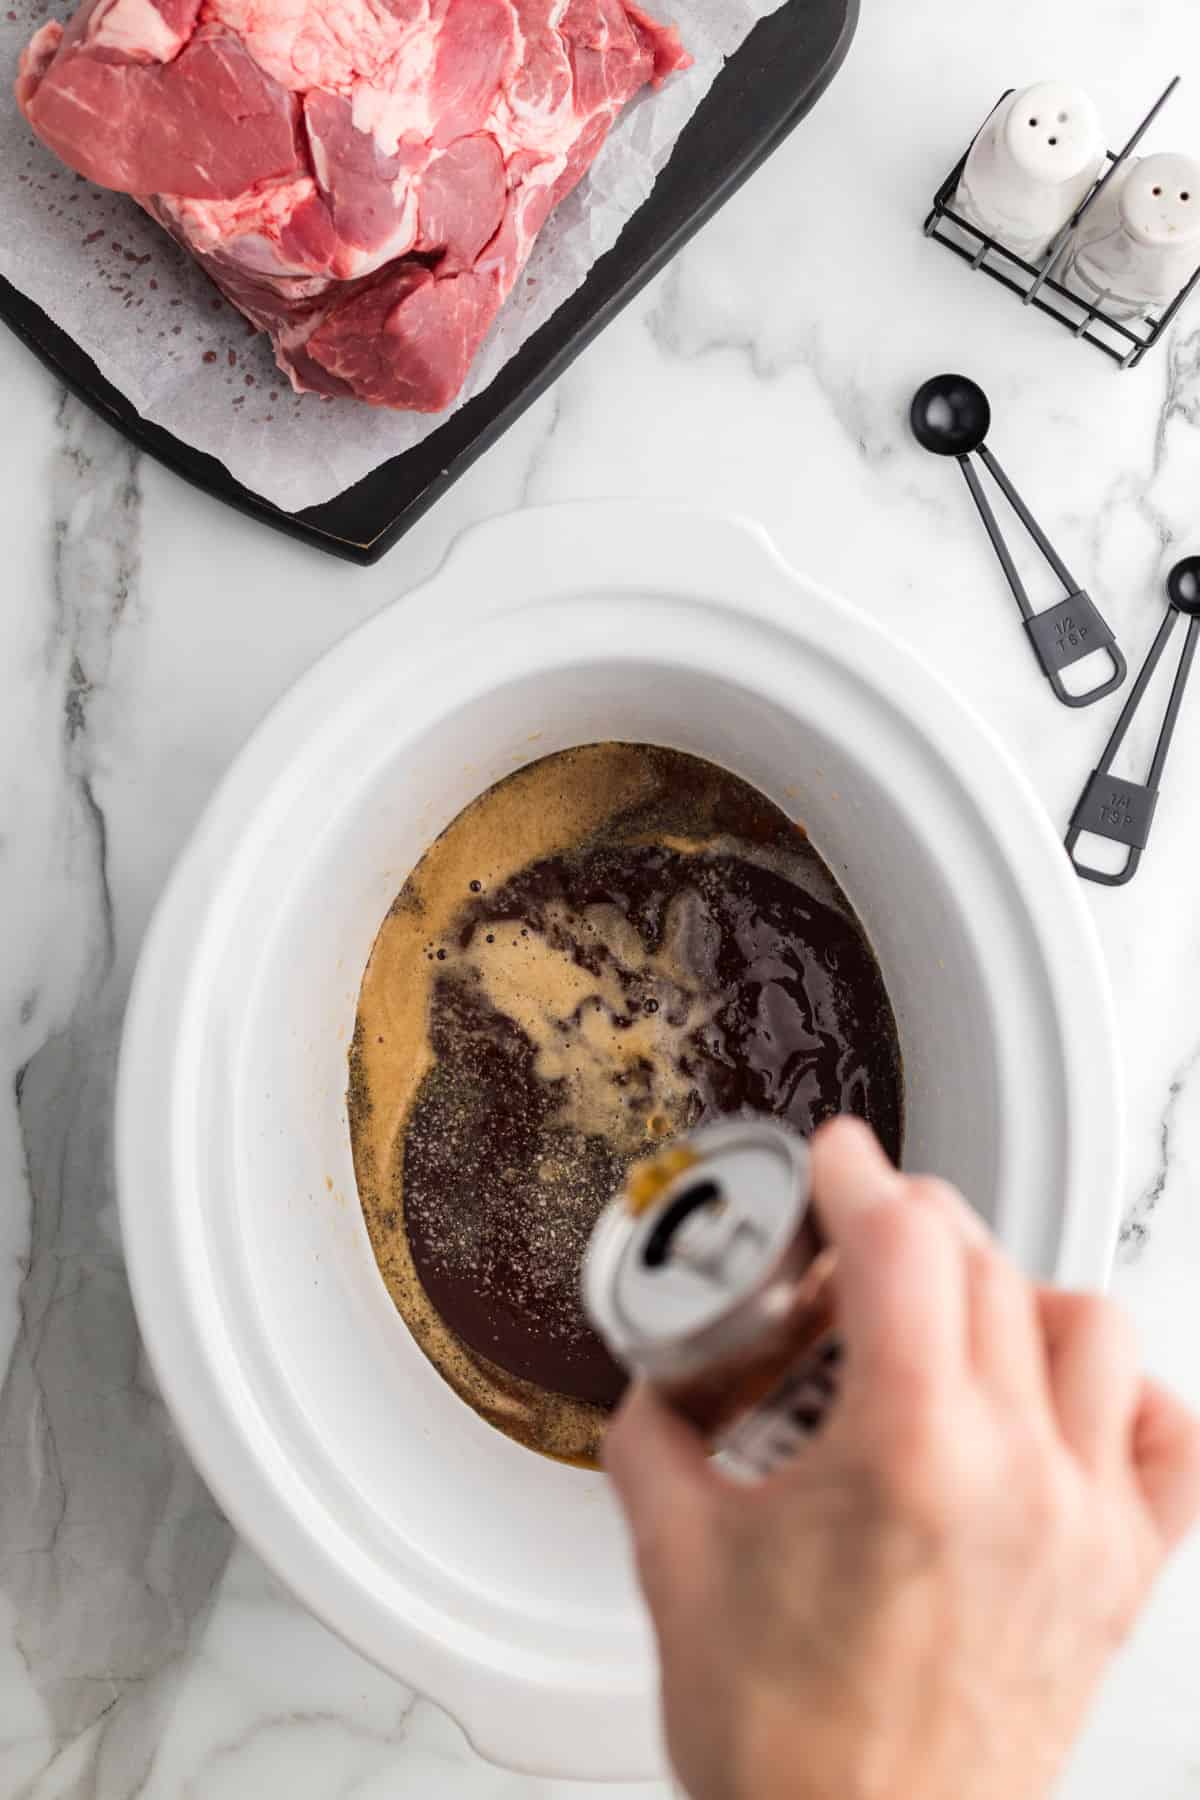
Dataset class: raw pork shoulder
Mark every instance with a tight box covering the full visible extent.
[17,0,689,410]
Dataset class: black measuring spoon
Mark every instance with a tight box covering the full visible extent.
[1065,557,1200,886]
[910,375,1127,707]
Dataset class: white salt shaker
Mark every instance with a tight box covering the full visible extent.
[1061,153,1200,319]
[955,82,1106,264]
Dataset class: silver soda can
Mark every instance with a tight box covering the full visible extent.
[583,1120,841,1480]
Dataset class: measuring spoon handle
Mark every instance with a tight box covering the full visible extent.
[959,451,1127,707]
[1066,610,1199,885]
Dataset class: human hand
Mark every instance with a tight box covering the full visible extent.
[605,1118,1200,1800]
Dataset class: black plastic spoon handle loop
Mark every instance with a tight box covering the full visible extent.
[956,451,1127,707]
[1066,610,1200,886]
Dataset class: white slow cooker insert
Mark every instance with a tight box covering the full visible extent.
[116,503,1122,1780]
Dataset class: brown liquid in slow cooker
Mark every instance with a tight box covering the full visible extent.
[348,745,903,1466]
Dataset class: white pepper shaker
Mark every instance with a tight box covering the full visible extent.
[1061,153,1200,320]
[955,82,1106,264]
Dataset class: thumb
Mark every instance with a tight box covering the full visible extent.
[604,1384,717,1604]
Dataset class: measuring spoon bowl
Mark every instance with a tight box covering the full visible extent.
[1167,556,1200,615]
[910,374,992,457]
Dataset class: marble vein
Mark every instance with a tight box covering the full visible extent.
[1153,319,1200,479]
[178,1699,420,1800]
[1118,1037,1200,1265]
[644,261,897,467]
[3,1,1200,1792]
[518,387,567,509]
[0,396,232,1798]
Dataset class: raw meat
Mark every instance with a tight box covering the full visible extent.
[17,0,689,410]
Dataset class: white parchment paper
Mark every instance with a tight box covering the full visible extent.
[1,0,783,513]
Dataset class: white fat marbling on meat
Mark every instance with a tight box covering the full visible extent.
[164,177,319,258]
[348,30,440,156]
[90,0,189,59]
[206,0,433,99]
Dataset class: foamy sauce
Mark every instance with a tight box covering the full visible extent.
[348,745,903,1465]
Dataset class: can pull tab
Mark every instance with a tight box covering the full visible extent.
[642,1179,771,1290]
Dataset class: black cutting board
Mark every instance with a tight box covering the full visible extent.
[1,0,857,564]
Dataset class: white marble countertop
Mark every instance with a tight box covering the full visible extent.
[3,0,1200,1793]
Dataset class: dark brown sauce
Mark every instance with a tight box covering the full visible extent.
[348,745,904,1465]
